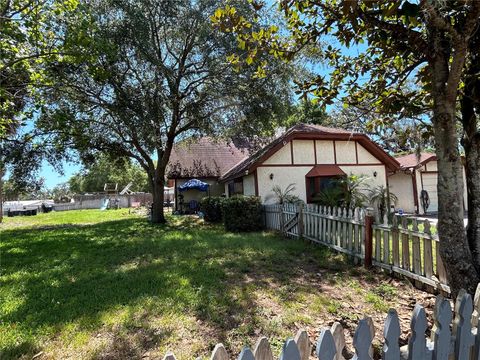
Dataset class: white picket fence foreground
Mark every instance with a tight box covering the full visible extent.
[163,288,480,360]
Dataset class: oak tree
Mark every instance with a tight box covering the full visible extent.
[41,0,294,223]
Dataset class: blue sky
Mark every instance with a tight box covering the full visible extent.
[40,160,80,188]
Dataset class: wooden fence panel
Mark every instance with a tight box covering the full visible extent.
[263,206,448,293]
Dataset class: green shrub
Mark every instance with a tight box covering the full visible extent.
[200,196,224,223]
[222,196,263,232]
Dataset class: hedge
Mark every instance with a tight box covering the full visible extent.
[222,196,263,232]
[199,196,224,223]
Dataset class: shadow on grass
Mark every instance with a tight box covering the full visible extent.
[1,216,348,359]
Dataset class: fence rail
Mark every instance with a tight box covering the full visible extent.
[263,204,450,293]
[163,287,480,360]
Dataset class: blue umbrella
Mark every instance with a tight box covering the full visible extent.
[178,179,209,192]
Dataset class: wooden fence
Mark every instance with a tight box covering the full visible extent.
[164,287,480,360]
[263,204,450,294]
[372,215,449,294]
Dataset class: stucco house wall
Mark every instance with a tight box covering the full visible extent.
[243,174,256,196]
[388,172,416,213]
[240,138,391,204]
[391,154,469,215]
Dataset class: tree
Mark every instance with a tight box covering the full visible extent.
[212,1,480,295]
[0,0,79,222]
[68,155,150,194]
[40,0,294,224]
[282,98,330,128]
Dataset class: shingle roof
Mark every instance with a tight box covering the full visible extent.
[220,123,399,182]
[166,137,250,178]
[395,152,436,169]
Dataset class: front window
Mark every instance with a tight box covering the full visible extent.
[228,178,244,196]
[307,176,344,204]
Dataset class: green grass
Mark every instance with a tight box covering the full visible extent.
[1,210,416,359]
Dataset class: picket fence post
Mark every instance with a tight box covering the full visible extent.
[364,208,374,268]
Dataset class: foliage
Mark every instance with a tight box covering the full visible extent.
[199,196,224,223]
[267,183,302,204]
[282,99,330,128]
[369,185,398,221]
[0,1,79,222]
[39,0,295,224]
[329,101,435,153]
[50,183,74,203]
[0,0,79,138]
[68,155,149,194]
[222,196,263,232]
[312,187,343,208]
[312,175,368,208]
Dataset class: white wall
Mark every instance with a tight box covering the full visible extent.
[316,140,335,164]
[335,141,356,164]
[357,143,380,163]
[263,142,291,164]
[243,174,256,196]
[339,165,386,189]
[389,172,416,213]
[257,166,311,204]
[292,140,315,164]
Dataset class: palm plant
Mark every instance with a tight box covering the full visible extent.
[268,183,303,204]
[337,174,369,208]
[369,185,398,221]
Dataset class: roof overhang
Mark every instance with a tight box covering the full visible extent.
[305,165,346,177]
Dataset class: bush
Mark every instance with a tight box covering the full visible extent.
[222,196,263,232]
[200,196,224,223]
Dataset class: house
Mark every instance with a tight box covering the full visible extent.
[389,152,468,214]
[166,137,249,211]
[219,124,400,204]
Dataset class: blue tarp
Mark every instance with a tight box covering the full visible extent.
[178,179,209,192]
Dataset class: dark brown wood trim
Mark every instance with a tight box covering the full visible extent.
[412,171,419,214]
[254,170,259,196]
[333,140,337,164]
[255,163,384,168]
[420,171,424,189]
[313,140,317,164]
[222,131,400,182]
[290,140,294,164]
[355,141,359,164]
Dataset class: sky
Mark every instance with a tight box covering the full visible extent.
[40,160,80,188]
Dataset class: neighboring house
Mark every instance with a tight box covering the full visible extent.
[219,124,400,204]
[166,137,249,211]
[389,152,468,214]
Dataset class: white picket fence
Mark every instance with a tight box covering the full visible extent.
[163,287,480,360]
[263,204,450,294]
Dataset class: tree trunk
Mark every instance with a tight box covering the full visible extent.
[433,106,479,295]
[461,35,480,272]
[464,134,480,272]
[151,174,166,224]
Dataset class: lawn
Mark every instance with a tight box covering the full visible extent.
[1,210,432,359]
